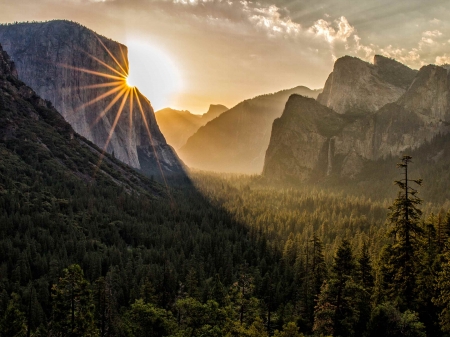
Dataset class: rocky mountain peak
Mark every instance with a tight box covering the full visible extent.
[201,104,228,123]
[317,54,416,115]
[373,54,417,89]
[0,20,184,177]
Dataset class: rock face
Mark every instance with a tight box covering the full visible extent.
[317,55,417,115]
[179,86,322,173]
[155,104,227,149]
[0,43,162,194]
[264,57,450,182]
[0,20,184,177]
[263,95,346,181]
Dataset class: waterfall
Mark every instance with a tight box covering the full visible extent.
[326,138,333,176]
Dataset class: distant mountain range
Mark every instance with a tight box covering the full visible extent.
[263,55,450,197]
[179,86,322,173]
[0,20,184,178]
[155,104,228,149]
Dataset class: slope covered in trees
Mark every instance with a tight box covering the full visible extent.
[2,41,450,336]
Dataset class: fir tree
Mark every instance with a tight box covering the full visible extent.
[313,239,363,337]
[385,155,423,310]
[49,264,98,337]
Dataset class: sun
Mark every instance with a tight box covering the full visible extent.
[126,41,182,111]
[126,76,135,88]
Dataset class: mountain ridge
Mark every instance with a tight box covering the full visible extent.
[179,85,322,173]
[264,55,450,184]
[0,20,184,178]
[155,104,228,149]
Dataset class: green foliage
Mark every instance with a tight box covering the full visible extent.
[313,240,364,337]
[0,293,27,337]
[50,264,98,336]
[366,303,426,337]
[273,322,304,337]
[384,156,423,310]
[433,247,450,332]
[122,299,176,337]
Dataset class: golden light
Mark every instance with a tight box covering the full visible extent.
[58,35,174,200]
[126,76,135,88]
[126,40,183,111]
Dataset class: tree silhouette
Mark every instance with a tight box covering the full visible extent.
[385,155,423,310]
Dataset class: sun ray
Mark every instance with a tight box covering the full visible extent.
[94,88,131,177]
[119,44,129,75]
[63,38,175,205]
[77,83,126,111]
[59,63,125,81]
[60,81,124,93]
[85,52,128,78]
[77,80,125,90]
[92,86,128,127]
[129,86,134,138]
[134,88,173,205]
[95,35,129,78]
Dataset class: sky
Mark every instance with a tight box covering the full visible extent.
[1,0,450,114]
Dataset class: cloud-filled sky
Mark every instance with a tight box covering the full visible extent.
[1,0,450,113]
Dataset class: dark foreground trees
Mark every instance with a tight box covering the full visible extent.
[4,156,450,336]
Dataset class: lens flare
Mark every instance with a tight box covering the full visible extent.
[58,34,173,202]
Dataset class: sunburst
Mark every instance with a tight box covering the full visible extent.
[58,35,172,197]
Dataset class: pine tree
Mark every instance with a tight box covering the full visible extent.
[355,242,374,336]
[433,245,450,333]
[385,155,423,310]
[0,293,27,337]
[313,239,363,337]
[49,264,98,337]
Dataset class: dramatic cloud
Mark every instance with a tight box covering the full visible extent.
[1,0,450,113]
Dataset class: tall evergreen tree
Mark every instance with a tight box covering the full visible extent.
[0,293,27,337]
[355,242,374,336]
[433,245,450,333]
[385,155,423,310]
[313,239,363,337]
[49,264,98,337]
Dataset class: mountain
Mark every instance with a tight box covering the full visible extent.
[179,86,322,173]
[155,104,228,149]
[317,55,417,115]
[0,20,184,177]
[201,104,228,123]
[263,55,450,185]
[0,43,162,198]
[263,95,347,181]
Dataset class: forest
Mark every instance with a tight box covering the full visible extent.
[1,147,450,336]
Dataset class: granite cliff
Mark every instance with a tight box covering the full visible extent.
[179,86,322,173]
[155,104,228,149]
[0,43,162,195]
[317,55,417,115]
[0,20,184,177]
[264,56,450,182]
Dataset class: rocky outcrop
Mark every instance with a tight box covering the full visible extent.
[179,86,322,173]
[0,20,184,177]
[263,95,346,180]
[317,55,417,115]
[155,104,228,149]
[201,104,228,124]
[264,59,450,182]
[0,43,163,195]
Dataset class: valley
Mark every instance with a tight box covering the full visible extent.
[1,14,450,337]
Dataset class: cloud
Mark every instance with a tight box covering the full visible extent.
[248,4,301,36]
[423,30,442,37]
[308,16,354,43]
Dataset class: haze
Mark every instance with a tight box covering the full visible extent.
[1,0,450,114]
